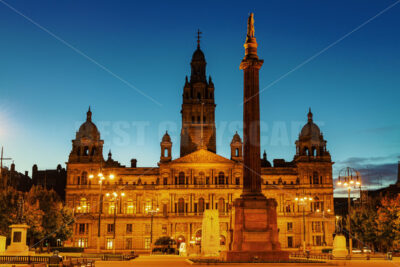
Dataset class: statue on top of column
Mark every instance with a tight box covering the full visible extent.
[246,13,255,39]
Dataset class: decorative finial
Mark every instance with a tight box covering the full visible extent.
[197,29,202,49]
[108,150,112,159]
[308,107,313,122]
[263,150,267,159]
[246,13,255,40]
[87,106,92,122]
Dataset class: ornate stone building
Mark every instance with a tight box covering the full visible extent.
[65,41,335,253]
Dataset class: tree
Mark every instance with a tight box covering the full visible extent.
[377,195,400,251]
[350,203,379,251]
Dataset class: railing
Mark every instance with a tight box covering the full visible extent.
[291,253,333,260]
[0,255,50,264]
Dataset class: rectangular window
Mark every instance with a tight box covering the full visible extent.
[145,224,151,235]
[78,223,86,234]
[144,237,151,249]
[76,238,88,248]
[126,238,132,250]
[312,222,322,233]
[106,238,114,250]
[107,224,114,234]
[126,224,132,234]
[162,225,167,235]
[287,236,293,248]
[313,235,322,246]
[287,222,293,232]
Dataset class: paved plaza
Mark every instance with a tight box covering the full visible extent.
[94,255,400,267]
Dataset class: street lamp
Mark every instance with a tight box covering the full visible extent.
[295,194,314,253]
[89,171,115,252]
[105,190,125,253]
[146,207,159,253]
[337,167,361,256]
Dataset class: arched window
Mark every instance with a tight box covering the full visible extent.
[81,172,88,185]
[218,172,225,185]
[192,116,195,123]
[91,146,96,156]
[108,201,116,215]
[313,171,319,184]
[235,148,239,157]
[83,146,89,156]
[197,92,201,99]
[178,198,185,214]
[198,198,205,214]
[164,148,168,157]
[179,172,185,185]
[311,147,316,157]
[163,177,168,185]
[218,198,225,214]
[197,116,200,123]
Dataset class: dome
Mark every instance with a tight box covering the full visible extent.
[76,108,100,140]
[192,48,205,62]
[162,131,171,143]
[231,132,242,143]
[299,109,321,140]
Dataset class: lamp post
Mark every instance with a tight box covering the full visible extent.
[89,171,115,252]
[105,191,125,253]
[336,167,361,257]
[146,207,159,253]
[295,195,313,253]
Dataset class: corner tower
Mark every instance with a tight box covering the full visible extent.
[180,31,216,157]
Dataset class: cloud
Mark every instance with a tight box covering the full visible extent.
[333,154,399,196]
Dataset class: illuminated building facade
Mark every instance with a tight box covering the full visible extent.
[65,41,335,253]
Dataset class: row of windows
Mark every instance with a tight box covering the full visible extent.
[73,172,325,186]
[285,221,325,233]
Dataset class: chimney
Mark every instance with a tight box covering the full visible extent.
[130,159,137,168]
[25,171,28,177]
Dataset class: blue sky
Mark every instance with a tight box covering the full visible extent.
[0,0,399,192]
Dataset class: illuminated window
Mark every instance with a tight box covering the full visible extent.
[144,237,151,249]
[126,199,134,214]
[76,238,88,248]
[108,201,115,215]
[79,198,89,213]
[106,238,114,250]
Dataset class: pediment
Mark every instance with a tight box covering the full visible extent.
[171,149,233,164]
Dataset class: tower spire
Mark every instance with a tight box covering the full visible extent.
[308,107,313,123]
[86,106,92,122]
[197,29,202,49]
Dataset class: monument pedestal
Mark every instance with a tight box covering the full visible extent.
[221,196,289,262]
[5,224,31,256]
[332,234,348,259]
